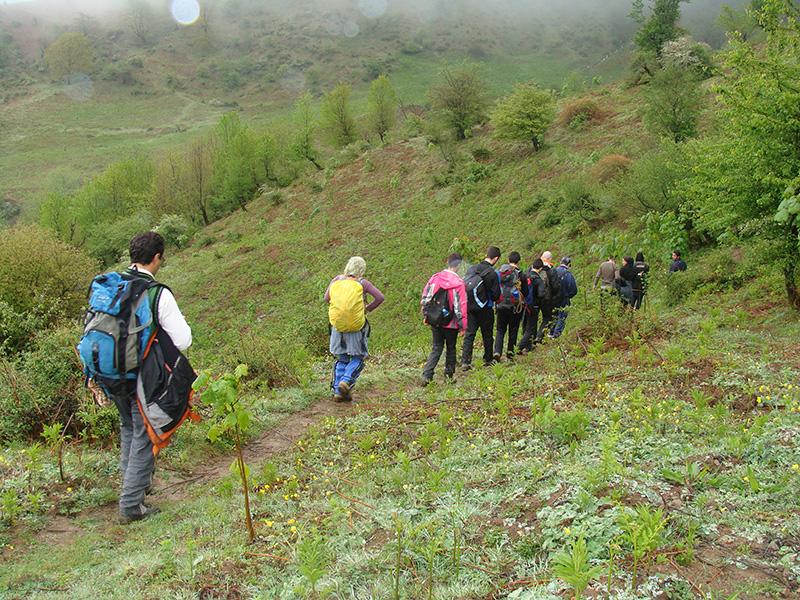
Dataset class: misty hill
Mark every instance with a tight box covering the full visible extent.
[0,0,739,206]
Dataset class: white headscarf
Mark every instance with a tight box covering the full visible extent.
[344,256,366,278]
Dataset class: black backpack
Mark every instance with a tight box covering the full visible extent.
[423,287,454,327]
[547,266,563,301]
[464,265,488,310]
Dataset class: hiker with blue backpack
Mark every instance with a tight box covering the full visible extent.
[325,256,385,402]
[550,257,579,338]
[460,246,502,370]
[420,253,468,385]
[493,251,529,361]
[78,232,194,524]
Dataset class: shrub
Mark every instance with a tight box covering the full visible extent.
[0,225,97,322]
[592,154,633,184]
[155,214,193,249]
[0,326,101,443]
[558,98,602,128]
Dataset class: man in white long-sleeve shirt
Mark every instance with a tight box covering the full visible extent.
[115,232,192,524]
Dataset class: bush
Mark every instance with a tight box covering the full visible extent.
[155,214,193,249]
[0,326,103,443]
[558,98,602,129]
[84,213,152,266]
[0,225,97,322]
[592,154,633,184]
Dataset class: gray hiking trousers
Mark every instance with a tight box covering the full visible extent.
[111,381,154,516]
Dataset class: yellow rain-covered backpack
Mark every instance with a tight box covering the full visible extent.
[328,278,366,332]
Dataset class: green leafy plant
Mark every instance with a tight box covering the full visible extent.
[41,422,70,482]
[296,530,330,596]
[552,535,603,600]
[619,505,668,588]
[193,364,256,542]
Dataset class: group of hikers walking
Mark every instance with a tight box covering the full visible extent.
[323,247,580,393]
[417,248,578,385]
[79,232,689,524]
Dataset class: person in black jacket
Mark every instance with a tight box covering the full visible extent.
[461,246,502,369]
[493,251,530,361]
[632,251,650,310]
[617,256,636,307]
[518,258,546,354]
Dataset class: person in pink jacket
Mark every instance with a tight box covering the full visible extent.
[420,253,468,385]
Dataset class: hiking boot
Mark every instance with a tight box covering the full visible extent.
[420,377,432,388]
[492,353,502,363]
[337,381,352,402]
[119,503,160,525]
[460,364,472,373]
[506,352,515,362]
[332,393,344,402]
[517,348,528,356]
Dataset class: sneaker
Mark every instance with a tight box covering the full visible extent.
[337,381,352,402]
[119,503,160,525]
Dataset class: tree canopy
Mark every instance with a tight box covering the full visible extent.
[44,32,94,81]
[490,83,556,151]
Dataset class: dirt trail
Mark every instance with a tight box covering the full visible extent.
[29,394,368,548]
[156,398,357,502]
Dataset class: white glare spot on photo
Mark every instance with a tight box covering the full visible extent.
[358,0,388,19]
[342,20,359,38]
[63,73,93,102]
[170,0,201,26]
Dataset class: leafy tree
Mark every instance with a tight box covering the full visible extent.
[430,62,489,140]
[490,83,556,151]
[127,0,157,46]
[212,113,259,213]
[682,0,800,308]
[321,84,358,147]
[187,137,214,224]
[630,0,687,57]
[718,3,762,41]
[292,92,322,170]
[44,32,94,82]
[367,74,398,142]
[642,66,702,143]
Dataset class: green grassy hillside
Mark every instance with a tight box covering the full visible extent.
[2,74,798,598]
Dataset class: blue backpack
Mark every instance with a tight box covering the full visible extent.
[77,272,163,386]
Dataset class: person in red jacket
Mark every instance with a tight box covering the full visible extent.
[420,253,468,385]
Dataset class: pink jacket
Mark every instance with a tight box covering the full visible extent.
[420,270,468,330]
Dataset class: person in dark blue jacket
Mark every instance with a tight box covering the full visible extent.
[550,257,578,338]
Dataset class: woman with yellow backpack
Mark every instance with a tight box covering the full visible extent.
[324,256,385,402]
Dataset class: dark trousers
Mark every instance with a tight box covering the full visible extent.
[518,306,540,352]
[423,326,458,381]
[494,308,523,357]
[632,290,644,310]
[536,304,555,342]
[461,307,494,366]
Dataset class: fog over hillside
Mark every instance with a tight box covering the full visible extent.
[0,0,744,40]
